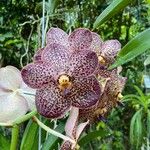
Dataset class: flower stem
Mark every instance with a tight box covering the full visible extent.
[10,125,19,150]
[33,116,76,144]
[13,109,37,125]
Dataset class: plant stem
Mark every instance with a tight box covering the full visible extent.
[13,109,37,125]
[10,125,20,150]
[33,116,76,144]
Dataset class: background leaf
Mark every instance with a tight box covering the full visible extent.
[20,119,38,150]
[93,0,132,29]
[78,129,107,146]
[0,133,10,150]
[110,28,150,69]
[130,109,143,148]
[41,122,65,150]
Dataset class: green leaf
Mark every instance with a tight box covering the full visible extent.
[0,133,10,150]
[78,129,107,146]
[20,119,38,150]
[41,122,65,150]
[93,0,132,29]
[47,0,59,14]
[109,28,150,69]
[130,109,143,148]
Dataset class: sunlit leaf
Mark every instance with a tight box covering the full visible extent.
[110,28,150,69]
[93,0,132,29]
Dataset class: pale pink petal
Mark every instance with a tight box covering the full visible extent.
[65,107,79,139]
[68,28,92,51]
[0,66,22,91]
[76,120,89,140]
[46,27,69,48]
[0,93,28,123]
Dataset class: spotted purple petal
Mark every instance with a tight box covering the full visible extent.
[69,50,98,77]
[46,27,69,48]
[33,48,44,62]
[42,43,70,71]
[21,62,56,89]
[101,40,121,64]
[60,141,72,150]
[90,32,103,55]
[68,28,92,51]
[35,84,71,118]
[70,76,101,108]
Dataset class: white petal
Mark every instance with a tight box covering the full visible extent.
[65,107,79,139]
[0,93,28,123]
[20,82,36,110]
[0,66,22,91]
[0,88,10,96]
[76,120,89,140]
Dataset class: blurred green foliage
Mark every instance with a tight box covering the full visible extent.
[0,0,150,149]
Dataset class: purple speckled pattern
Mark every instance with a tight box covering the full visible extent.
[21,62,56,89]
[79,68,127,123]
[21,27,102,119]
[101,39,121,64]
[33,48,44,62]
[68,28,92,51]
[90,32,103,55]
[35,84,71,118]
[60,141,72,150]
[69,50,98,77]
[46,27,69,48]
[70,76,101,108]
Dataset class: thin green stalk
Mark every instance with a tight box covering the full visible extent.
[12,109,37,125]
[10,125,20,150]
[33,116,76,144]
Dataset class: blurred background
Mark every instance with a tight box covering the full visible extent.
[0,0,150,149]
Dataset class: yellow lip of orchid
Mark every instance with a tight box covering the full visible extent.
[58,74,72,93]
[98,55,106,64]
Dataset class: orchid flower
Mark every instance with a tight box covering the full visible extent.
[0,66,36,124]
[79,68,127,123]
[21,28,102,119]
[60,107,89,150]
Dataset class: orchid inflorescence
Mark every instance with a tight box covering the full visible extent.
[0,27,126,150]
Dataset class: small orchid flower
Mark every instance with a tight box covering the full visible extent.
[21,28,102,119]
[60,107,89,150]
[0,66,35,124]
[88,32,121,66]
[79,68,127,123]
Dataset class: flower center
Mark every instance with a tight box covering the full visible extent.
[98,56,105,64]
[58,74,72,93]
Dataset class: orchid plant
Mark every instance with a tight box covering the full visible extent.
[0,27,126,150]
